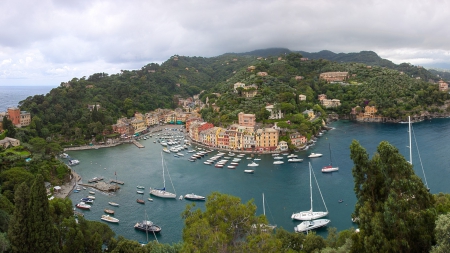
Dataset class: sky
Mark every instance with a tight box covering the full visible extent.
[1,0,450,87]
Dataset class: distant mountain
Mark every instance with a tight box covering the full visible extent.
[226,48,292,57]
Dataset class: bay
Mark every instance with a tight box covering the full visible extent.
[0,85,55,112]
[66,118,450,244]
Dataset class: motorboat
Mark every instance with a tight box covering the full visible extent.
[76,202,91,210]
[244,170,255,174]
[89,191,95,195]
[80,198,93,203]
[204,161,213,165]
[272,153,280,156]
[68,159,80,166]
[104,209,115,214]
[60,153,69,159]
[308,153,323,158]
[215,164,224,168]
[273,156,283,160]
[322,165,339,173]
[254,158,261,161]
[137,199,145,204]
[227,165,236,169]
[134,220,161,233]
[248,161,259,167]
[294,219,330,233]
[288,158,303,163]
[230,162,239,166]
[184,193,206,201]
[273,161,284,165]
[87,196,95,199]
[287,154,298,158]
[137,190,144,194]
[101,215,119,223]
[137,185,145,189]
[108,202,119,206]
[148,198,153,202]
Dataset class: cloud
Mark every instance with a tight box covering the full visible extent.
[1,0,450,86]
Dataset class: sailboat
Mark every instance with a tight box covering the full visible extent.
[149,152,177,198]
[262,193,277,231]
[407,116,430,191]
[291,162,329,221]
[322,143,339,173]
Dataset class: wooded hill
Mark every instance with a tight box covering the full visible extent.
[16,49,449,144]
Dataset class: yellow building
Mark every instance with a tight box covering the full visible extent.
[255,128,279,151]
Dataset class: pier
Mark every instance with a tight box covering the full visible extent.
[88,177,104,183]
[109,179,124,185]
[132,140,144,148]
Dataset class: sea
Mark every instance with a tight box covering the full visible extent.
[0,86,55,112]
[3,86,450,244]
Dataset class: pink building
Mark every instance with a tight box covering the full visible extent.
[238,112,255,128]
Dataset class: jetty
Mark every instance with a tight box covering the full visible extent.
[132,140,144,148]
[109,179,124,185]
[88,177,104,183]
[79,182,120,192]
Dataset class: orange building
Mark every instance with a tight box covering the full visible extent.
[7,107,21,126]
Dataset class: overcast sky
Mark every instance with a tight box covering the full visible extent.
[1,0,450,86]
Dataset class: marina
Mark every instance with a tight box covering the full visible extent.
[66,119,450,244]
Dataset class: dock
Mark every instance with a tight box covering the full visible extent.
[110,179,124,185]
[88,177,104,183]
[132,140,144,148]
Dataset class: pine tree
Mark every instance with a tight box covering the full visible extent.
[28,174,59,253]
[349,140,435,253]
[8,183,31,253]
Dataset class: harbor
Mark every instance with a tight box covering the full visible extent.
[65,119,449,244]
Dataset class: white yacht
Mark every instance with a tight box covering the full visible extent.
[308,153,323,158]
[247,161,259,167]
[294,219,330,233]
[288,158,303,163]
[184,193,206,201]
[273,161,284,165]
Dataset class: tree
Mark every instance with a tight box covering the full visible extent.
[349,140,435,253]
[2,116,15,138]
[182,192,268,252]
[431,213,450,253]
[8,183,31,253]
[28,174,59,253]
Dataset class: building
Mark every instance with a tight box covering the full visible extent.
[265,104,283,119]
[277,141,289,152]
[88,104,101,111]
[238,112,256,128]
[19,111,31,127]
[255,128,279,152]
[321,99,341,108]
[290,132,307,148]
[0,137,20,149]
[439,80,449,92]
[233,82,246,92]
[130,118,146,133]
[299,94,306,101]
[7,107,21,126]
[319,72,349,83]
[303,109,315,120]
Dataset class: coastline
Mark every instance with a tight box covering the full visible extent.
[53,168,81,199]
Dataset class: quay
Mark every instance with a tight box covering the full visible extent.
[79,182,120,192]
[132,140,144,148]
[88,177,104,183]
[109,179,124,185]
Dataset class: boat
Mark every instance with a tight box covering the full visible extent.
[308,153,322,158]
[60,153,69,159]
[89,191,95,195]
[179,195,183,200]
[404,116,430,191]
[73,190,79,193]
[204,161,213,165]
[149,152,177,199]
[101,215,119,223]
[76,202,91,210]
[104,209,115,214]
[108,202,119,206]
[68,159,80,166]
[80,198,94,203]
[294,219,330,233]
[273,156,284,160]
[134,220,161,233]
[253,158,261,161]
[188,158,196,162]
[260,193,277,231]
[184,193,206,201]
[287,154,298,158]
[137,190,144,194]
[273,161,284,165]
[322,144,339,173]
[247,161,259,167]
[148,198,153,202]
[288,158,303,163]
[137,185,145,189]
[291,162,329,221]
[227,165,236,169]
[215,164,224,168]
[87,196,95,199]
[244,170,255,174]
[230,162,239,166]
[137,199,145,204]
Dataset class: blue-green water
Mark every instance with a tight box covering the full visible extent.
[67,119,450,244]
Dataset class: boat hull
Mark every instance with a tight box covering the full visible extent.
[294,219,330,233]
[149,189,177,198]
[291,211,328,221]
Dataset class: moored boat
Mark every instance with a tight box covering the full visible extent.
[76,202,91,210]
[104,209,115,214]
[134,220,161,233]
[294,219,330,233]
[227,165,236,169]
[273,161,284,165]
[308,153,323,158]
[244,169,255,174]
[288,158,303,163]
[101,215,119,223]
[108,202,119,206]
[137,190,144,194]
[137,199,145,204]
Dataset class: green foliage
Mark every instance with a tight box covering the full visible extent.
[349,140,436,253]
[434,192,450,214]
[8,183,31,253]
[431,213,450,253]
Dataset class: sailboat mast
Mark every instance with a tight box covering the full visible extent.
[408,116,412,164]
[161,152,166,188]
[329,143,332,166]
[309,162,313,213]
[263,193,266,216]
